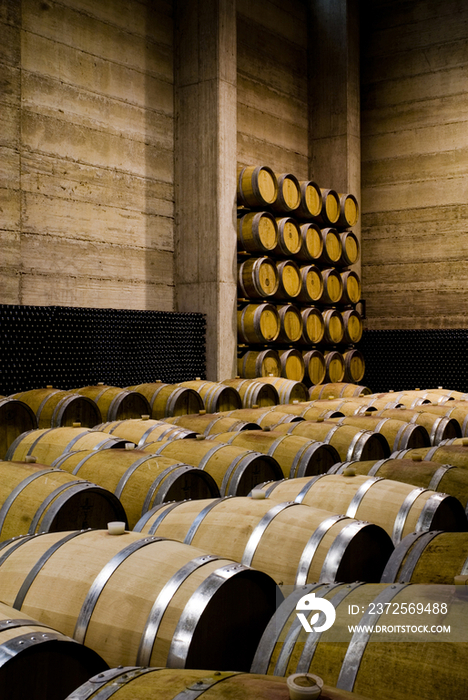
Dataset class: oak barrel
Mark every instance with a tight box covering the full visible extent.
[270,172,301,213]
[177,380,243,413]
[237,349,282,378]
[0,397,37,459]
[95,418,197,446]
[337,192,360,227]
[238,303,280,344]
[12,388,101,428]
[278,349,306,382]
[320,268,344,304]
[318,189,340,226]
[318,228,342,266]
[238,257,279,299]
[294,180,323,219]
[272,217,301,256]
[237,165,278,208]
[324,351,345,383]
[337,230,360,266]
[164,413,260,436]
[70,385,150,422]
[322,310,345,344]
[296,222,324,262]
[300,306,325,344]
[276,304,303,343]
[303,350,327,386]
[237,210,278,254]
[340,270,361,305]
[375,408,461,445]
[308,383,373,399]
[126,382,204,419]
[272,260,302,299]
[326,414,430,452]
[222,377,279,407]
[342,349,366,383]
[341,309,363,344]
[296,265,324,303]
[254,376,309,403]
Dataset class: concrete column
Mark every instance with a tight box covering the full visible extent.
[174,0,237,381]
[307,0,361,277]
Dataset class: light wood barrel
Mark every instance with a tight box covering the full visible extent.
[208,430,340,479]
[276,304,303,343]
[343,349,365,383]
[392,444,468,469]
[70,386,150,422]
[254,376,309,403]
[324,351,346,383]
[237,210,278,254]
[294,180,323,220]
[382,531,468,584]
[237,349,281,378]
[272,217,302,256]
[296,264,324,303]
[270,402,344,421]
[342,309,363,344]
[220,407,305,429]
[5,427,129,465]
[319,228,342,266]
[300,307,325,344]
[375,408,461,445]
[238,257,279,299]
[177,380,243,413]
[135,496,393,586]
[318,189,340,226]
[251,581,468,700]
[0,529,278,671]
[382,389,452,407]
[323,309,345,344]
[412,402,468,437]
[222,377,279,407]
[337,192,360,227]
[52,448,219,528]
[0,600,107,700]
[0,397,37,460]
[303,350,327,386]
[272,260,302,299]
[126,382,204,419]
[238,303,280,343]
[305,398,378,417]
[327,414,430,452]
[95,418,197,446]
[257,472,467,543]
[0,460,127,539]
[270,172,301,213]
[65,666,379,700]
[308,383,373,399]
[296,222,323,262]
[164,413,260,436]
[337,230,360,266]
[340,270,361,304]
[320,268,344,304]
[278,349,305,382]
[12,388,101,428]
[237,165,278,208]
[330,457,468,514]
[142,438,283,496]
[271,420,390,463]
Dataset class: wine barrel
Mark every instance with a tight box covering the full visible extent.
[0,600,107,700]
[276,304,303,343]
[382,531,468,584]
[238,303,280,344]
[296,265,324,303]
[375,408,461,445]
[308,383,373,399]
[237,210,278,254]
[5,427,130,464]
[164,413,260,436]
[269,402,344,421]
[343,349,366,383]
[0,460,127,539]
[303,350,327,386]
[257,472,467,543]
[318,189,340,226]
[95,418,197,446]
[300,306,325,344]
[296,222,323,263]
[126,382,204,419]
[294,180,323,220]
[330,457,468,514]
[64,666,379,700]
[272,260,302,299]
[271,420,390,462]
[237,165,278,208]
[237,349,281,378]
[178,380,243,413]
[220,407,305,429]
[222,377,279,407]
[278,349,305,382]
[326,414,430,451]
[392,443,468,469]
[0,397,37,459]
[270,172,301,213]
[320,268,344,304]
[254,376,309,403]
[251,581,468,700]
[134,496,393,586]
[207,430,340,479]
[337,192,360,227]
[0,529,278,671]
[52,448,219,528]
[386,389,455,406]
[70,385,150,422]
[342,309,363,344]
[337,230,360,266]
[12,388,101,428]
[324,351,345,383]
[272,217,301,256]
[340,270,361,305]
[323,310,345,344]
[238,257,279,299]
[367,391,430,409]
[305,398,378,417]
[318,229,342,266]
[413,402,468,437]
[142,438,283,496]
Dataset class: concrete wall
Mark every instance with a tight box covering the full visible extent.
[361,0,468,329]
[0,0,174,309]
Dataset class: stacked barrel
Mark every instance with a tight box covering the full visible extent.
[237,165,364,388]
